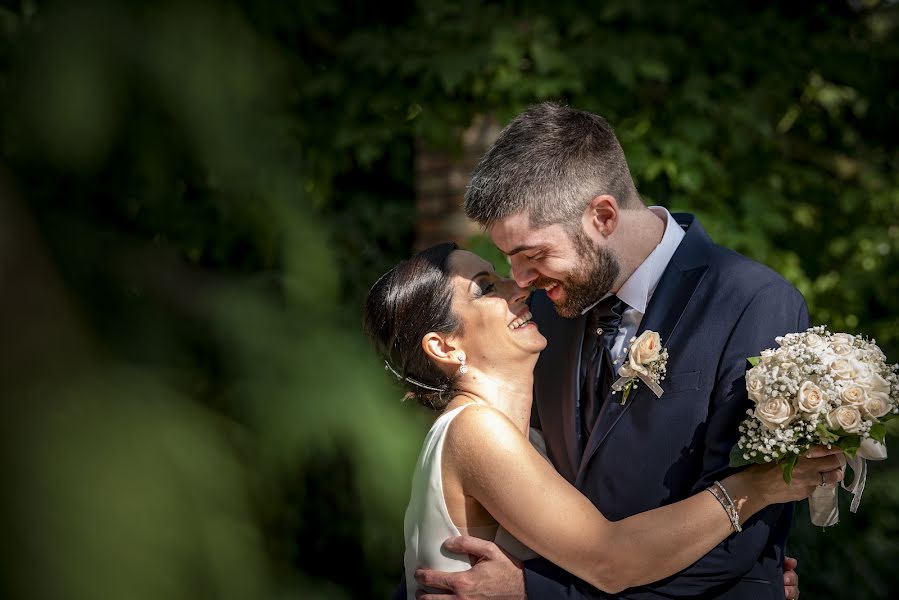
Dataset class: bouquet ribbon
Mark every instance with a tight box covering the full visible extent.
[808,438,888,527]
[611,366,664,398]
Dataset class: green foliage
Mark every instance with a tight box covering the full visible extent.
[466,233,513,277]
[837,434,863,458]
[781,452,800,484]
[818,423,843,444]
[729,442,753,468]
[0,1,420,598]
[1,0,897,598]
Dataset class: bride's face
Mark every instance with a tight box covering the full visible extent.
[446,250,547,369]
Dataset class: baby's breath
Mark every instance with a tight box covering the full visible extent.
[735,327,899,470]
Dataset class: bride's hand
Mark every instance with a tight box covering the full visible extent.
[748,445,845,505]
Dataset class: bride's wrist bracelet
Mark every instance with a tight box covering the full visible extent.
[707,480,742,533]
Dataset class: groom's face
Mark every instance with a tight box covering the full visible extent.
[489,212,620,318]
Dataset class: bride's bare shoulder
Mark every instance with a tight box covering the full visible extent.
[443,403,529,461]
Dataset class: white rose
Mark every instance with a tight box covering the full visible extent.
[628,331,661,373]
[830,342,854,356]
[858,371,891,395]
[862,391,892,419]
[862,344,886,364]
[775,361,799,378]
[852,357,872,376]
[760,351,778,367]
[805,332,826,348]
[755,397,797,431]
[746,368,767,404]
[826,406,863,433]
[831,333,857,346]
[797,380,827,415]
[839,385,868,408]
[829,358,859,380]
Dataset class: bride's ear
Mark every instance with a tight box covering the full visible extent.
[422,332,460,369]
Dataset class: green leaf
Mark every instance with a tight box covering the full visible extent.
[837,434,861,458]
[780,453,799,483]
[747,356,761,367]
[816,424,840,443]
[729,443,753,467]
[870,422,887,443]
[621,382,632,404]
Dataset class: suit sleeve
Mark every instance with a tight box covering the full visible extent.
[392,572,406,600]
[631,281,810,596]
[523,281,809,599]
[523,559,611,599]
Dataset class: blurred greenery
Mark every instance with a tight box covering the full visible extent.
[0,0,896,598]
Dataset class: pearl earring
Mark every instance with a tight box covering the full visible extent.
[458,354,468,375]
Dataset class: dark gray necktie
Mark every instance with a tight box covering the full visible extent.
[580,295,627,442]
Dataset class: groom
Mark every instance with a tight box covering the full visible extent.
[414,103,806,599]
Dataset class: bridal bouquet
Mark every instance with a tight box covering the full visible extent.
[730,326,899,526]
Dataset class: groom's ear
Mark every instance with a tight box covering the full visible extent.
[421,332,459,368]
[584,194,619,237]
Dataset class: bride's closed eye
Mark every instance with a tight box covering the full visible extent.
[474,280,496,297]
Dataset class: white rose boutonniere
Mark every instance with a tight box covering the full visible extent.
[611,330,668,404]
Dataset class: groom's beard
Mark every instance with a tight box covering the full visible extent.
[535,231,620,319]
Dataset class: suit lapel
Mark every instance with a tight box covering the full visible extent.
[575,214,712,486]
[531,291,584,483]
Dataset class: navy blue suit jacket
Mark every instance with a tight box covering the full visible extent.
[524,213,809,599]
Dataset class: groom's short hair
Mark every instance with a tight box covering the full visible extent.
[464,102,641,230]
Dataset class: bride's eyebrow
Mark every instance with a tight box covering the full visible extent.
[467,270,492,292]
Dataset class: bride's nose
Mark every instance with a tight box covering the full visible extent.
[502,278,531,305]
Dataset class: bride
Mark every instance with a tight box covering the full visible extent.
[364,242,842,598]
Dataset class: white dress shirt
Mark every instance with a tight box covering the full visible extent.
[582,206,685,372]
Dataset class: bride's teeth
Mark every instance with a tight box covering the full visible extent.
[509,311,533,330]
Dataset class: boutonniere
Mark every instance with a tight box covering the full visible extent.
[611,330,668,404]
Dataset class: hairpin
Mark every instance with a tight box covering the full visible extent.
[384,361,445,392]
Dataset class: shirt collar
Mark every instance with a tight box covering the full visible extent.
[581,206,685,315]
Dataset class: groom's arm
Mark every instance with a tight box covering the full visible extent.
[522,559,611,599]
[392,573,406,600]
[522,280,809,599]
[630,280,810,596]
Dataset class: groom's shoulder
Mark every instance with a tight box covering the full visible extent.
[677,213,799,297]
[705,243,803,304]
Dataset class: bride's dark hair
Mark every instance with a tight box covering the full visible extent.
[363,242,461,410]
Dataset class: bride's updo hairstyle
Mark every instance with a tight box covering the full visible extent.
[363,242,461,410]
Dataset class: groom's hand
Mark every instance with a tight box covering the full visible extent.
[783,556,800,600]
[414,535,525,600]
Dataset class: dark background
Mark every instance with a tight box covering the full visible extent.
[0,0,896,598]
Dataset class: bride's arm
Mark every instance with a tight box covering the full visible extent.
[444,404,841,594]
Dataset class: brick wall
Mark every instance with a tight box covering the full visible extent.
[414,115,501,250]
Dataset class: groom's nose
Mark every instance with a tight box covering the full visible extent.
[510,256,537,288]
[503,279,530,305]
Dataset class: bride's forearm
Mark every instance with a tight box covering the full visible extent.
[602,472,768,590]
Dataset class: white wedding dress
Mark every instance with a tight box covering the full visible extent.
[403,404,546,599]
